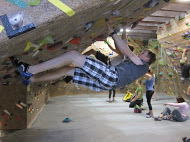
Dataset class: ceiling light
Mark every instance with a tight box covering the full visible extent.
[120,29,130,32]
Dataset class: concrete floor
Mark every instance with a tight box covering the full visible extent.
[1,93,190,142]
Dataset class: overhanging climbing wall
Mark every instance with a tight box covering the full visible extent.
[0,0,170,129]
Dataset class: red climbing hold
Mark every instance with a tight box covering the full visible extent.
[69,37,82,45]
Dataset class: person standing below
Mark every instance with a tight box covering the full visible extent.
[145,69,155,118]
[180,48,190,83]
[129,80,143,108]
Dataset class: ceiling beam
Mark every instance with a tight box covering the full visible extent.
[159,9,187,13]
[134,25,157,30]
[148,15,175,19]
[140,21,165,24]
[129,29,156,34]
[129,35,157,40]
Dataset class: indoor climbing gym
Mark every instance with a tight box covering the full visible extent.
[0,0,190,142]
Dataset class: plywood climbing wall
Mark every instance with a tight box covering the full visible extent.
[157,12,190,99]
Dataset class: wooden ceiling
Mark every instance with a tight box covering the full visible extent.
[125,0,190,40]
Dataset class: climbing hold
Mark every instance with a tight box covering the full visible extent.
[27,84,30,92]
[6,0,28,8]
[33,35,54,51]
[134,8,140,13]
[112,11,120,16]
[168,72,172,77]
[62,117,72,123]
[143,0,158,8]
[144,8,150,11]
[2,114,11,120]
[29,0,42,6]
[159,72,163,76]
[69,37,81,45]
[85,21,94,32]
[9,12,23,29]
[15,103,23,109]
[154,45,158,49]
[4,110,13,116]
[19,101,27,107]
[0,14,35,38]
[0,25,4,33]
[94,18,106,28]
[158,58,165,66]
[151,65,155,69]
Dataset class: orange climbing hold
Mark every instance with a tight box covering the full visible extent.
[69,37,82,45]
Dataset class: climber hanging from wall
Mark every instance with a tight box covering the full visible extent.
[10,19,156,92]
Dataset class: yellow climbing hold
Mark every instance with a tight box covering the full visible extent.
[177,47,183,50]
[145,8,150,11]
[24,42,32,52]
[90,33,95,36]
[27,84,30,92]
[0,25,4,33]
[94,18,106,28]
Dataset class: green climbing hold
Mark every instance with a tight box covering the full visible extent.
[168,72,172,77]
[29,0,42,6]
[151,65,155,69]
[159,59,165,66]
[159,72,163,76]
[154,45,158,49]
[41,35,54,45]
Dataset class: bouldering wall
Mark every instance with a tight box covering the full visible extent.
[0,77,50,130]
[0,80,26,130]
[157,11,190,99]
[0,0,171,129]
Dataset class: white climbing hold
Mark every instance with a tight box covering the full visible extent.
[9,12,23,29]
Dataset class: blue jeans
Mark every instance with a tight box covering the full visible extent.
[161,107,187,122]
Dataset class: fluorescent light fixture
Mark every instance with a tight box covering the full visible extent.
[126,29,131,32]
[120,29,130,32]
